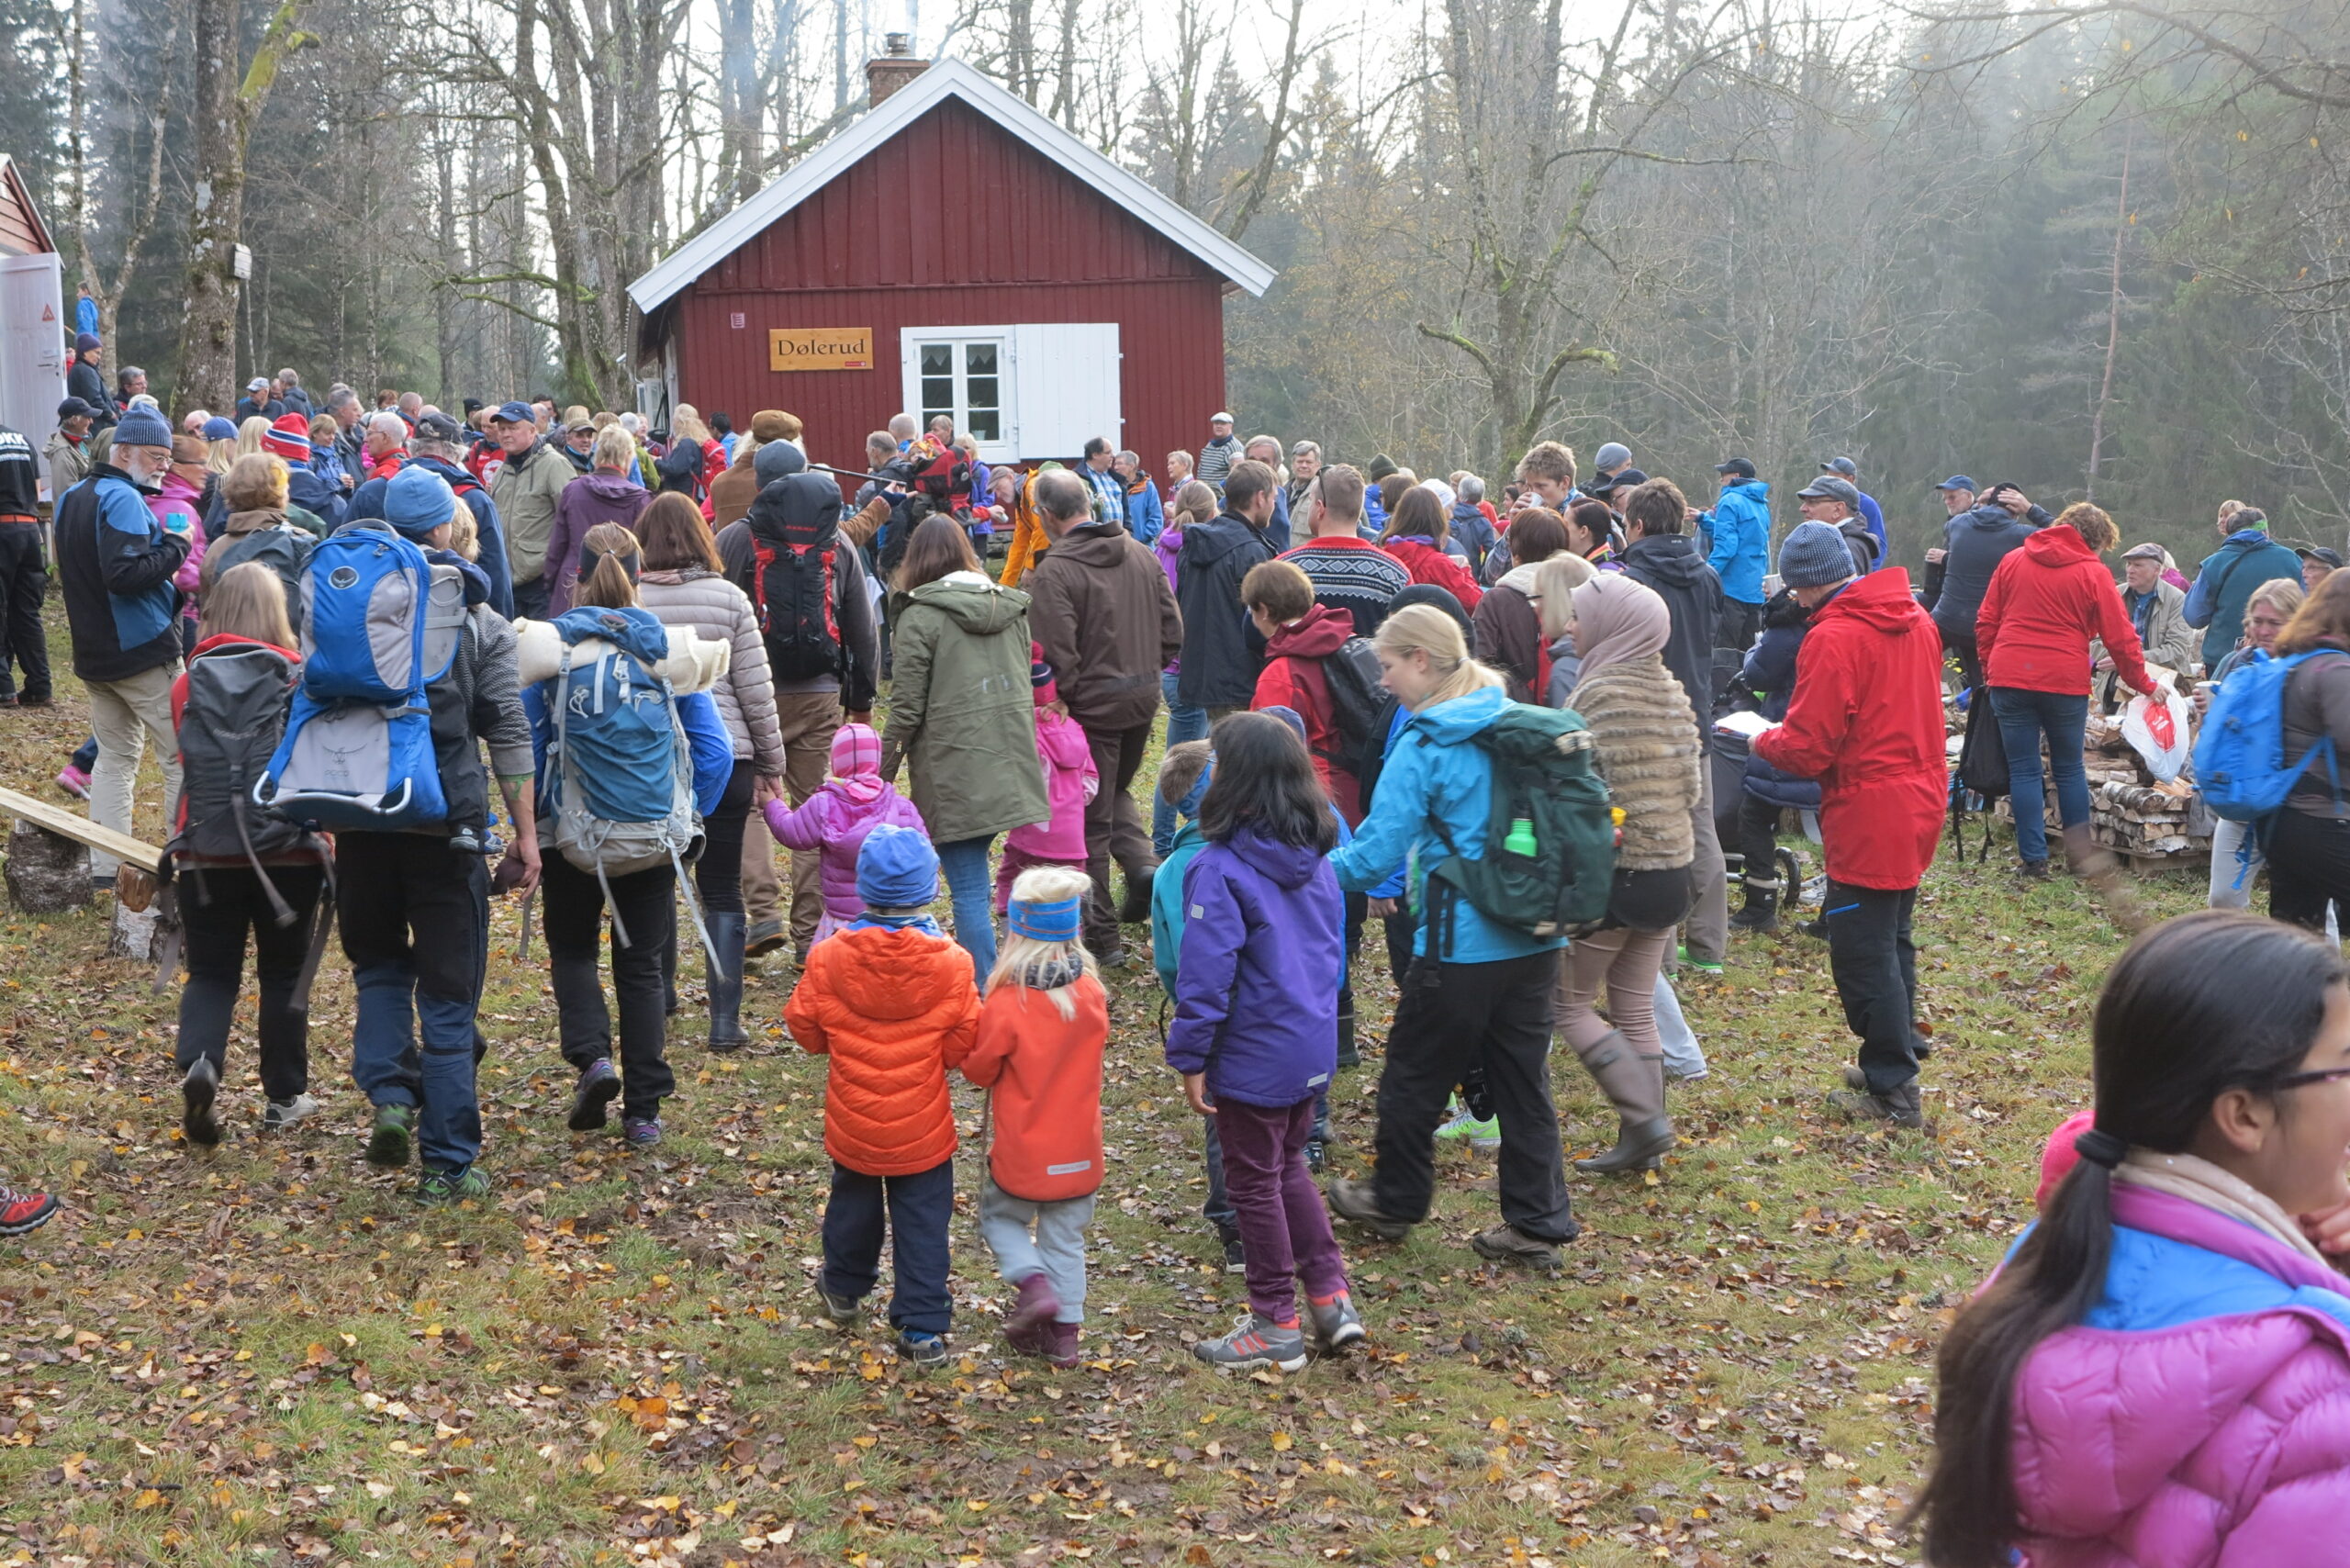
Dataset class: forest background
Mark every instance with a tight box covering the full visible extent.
[6,0,2349,566]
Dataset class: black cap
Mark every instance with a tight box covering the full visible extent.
[462,398,484,416]
[1714,456,1757,479]
[56,397,97,422]
[415,411,464,442]
[2296,545,2345,570]
[1797,476,1863,509]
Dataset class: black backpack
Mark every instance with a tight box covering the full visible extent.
[166,641,320,923]
[752,506,843,683]
[1320,636,1388,780]
[207,524,314,636]
[1950,689,2010,862]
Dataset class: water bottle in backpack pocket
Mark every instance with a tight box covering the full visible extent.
[258,528,467,831]
[1422,704,1617,952]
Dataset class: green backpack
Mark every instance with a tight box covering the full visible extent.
[1423,703,1618,954]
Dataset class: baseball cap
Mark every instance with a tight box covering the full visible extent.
[56,397,96,422]
[1820,456,1859,478]
[1933,475,1977,493]
[1797,476,1863,509]
[246,376,271,393]
[1714,456,1757,479]
[2121,542,2166,563]
[1209,411,1234,424]
[490,399,535,424]
[2297,545,2345,570]
[415,411,464,443]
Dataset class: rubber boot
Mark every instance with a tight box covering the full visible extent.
[1729,879,1781,933]
[705,912,749,1052]
[1572,1030,1675,1174]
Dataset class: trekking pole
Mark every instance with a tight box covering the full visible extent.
[515,887,534,961]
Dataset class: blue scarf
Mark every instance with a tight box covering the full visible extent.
[846,911,943,937]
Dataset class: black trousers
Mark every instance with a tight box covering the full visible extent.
[1942,627,1982,694]
[1737,793,1783,884]
[1823,879,1921,1095]
[175,863,328,1102]
[2266,810,2350,934]
[543,852,677,1120]
[694,761,754,916]
[0,522,50,701]
[511,575,552,622]
[1371,948,1575,1241]
[338,833,483,1003]
[1717,598,1762,652]
[822,1157,954,1335]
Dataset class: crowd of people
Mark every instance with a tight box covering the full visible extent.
[17,339,2350,1549]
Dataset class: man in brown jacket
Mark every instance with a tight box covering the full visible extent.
[1024,469,1184,959]
[710,409,801,531]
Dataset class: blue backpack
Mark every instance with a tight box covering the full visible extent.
[2193,649,2349,825]
[257,527,465,831]
[541,607,717,966]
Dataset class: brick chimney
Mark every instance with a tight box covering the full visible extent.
[867,35,927,106]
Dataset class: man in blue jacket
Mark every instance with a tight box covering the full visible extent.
[54,405,189,878]
[2185,505,2303,673]
[1697,456,1771,649]
[1820,457,1886,558]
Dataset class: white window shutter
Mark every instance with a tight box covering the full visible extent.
[1011,323,1121,461]
[899,333,922,431]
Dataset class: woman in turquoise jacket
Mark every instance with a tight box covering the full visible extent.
[1320,603,1578,1270]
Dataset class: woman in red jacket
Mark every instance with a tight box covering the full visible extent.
[1377,486,1483,610]
[1975,501,2157,878]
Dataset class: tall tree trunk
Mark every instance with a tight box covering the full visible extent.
[2087,144,2132,499]
[175,0,311,414]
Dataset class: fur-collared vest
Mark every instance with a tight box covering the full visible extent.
[1567,654,1700,869]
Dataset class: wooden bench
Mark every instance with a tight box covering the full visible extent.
[0,786,161,874]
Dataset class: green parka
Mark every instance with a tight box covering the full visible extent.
[879,570,1051,845]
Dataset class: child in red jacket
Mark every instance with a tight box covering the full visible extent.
[965,866,1108,1367]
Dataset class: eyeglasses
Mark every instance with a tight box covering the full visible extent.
[2276,1063,2350,1091]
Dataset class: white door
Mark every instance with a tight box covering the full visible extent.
[0,252,67,500]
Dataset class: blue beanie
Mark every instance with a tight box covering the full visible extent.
[110,406,172,452]
[383,465,457,539]
[754,440,808,485]
[856,823,938,910]
[201,416,240,442]
[1778,520,1855,589]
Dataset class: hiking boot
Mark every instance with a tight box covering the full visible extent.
[1571,1033,1673,1174]
[1729,880,1781,934]
[1677,944,1725,977]
[1003,1272,1061,1357]
[414,1166,490,1205]
[2019,858,2053,880]
[705,912,750,1052]
[55,765,90,801]
[1335,998,1360,1069]
[744,919,788,958]
[621,1115,663,1148]
[181,1058,221,1147]
[812,1283,861,1325]
[1800,917,1828,941]
[1323,1177,1412,1242]
[1305,1292,1368,1356]
[1116,868,1155,924]
[1217,1229,1247,1274]
[1304,1136,1327,1173]
[567,1058,621,1131]
[263,1092,321,1131]
[896,1330,950,1368]
[365,1103,414,1168]
[1830,1078,1925,1129]
[1471,1223,1567,1270]
[1192,1313,1307,1374]
[1041,1320,1082,1369]
[0,1183,59,1236]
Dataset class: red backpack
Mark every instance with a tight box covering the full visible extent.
[750,510,843,682]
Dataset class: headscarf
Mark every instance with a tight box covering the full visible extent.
[1567,573,1671,687]
[829,722,886,806]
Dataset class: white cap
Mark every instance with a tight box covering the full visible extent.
[1210,411,1234,424]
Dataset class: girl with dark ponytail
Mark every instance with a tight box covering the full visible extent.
[1916,908,2350,1564]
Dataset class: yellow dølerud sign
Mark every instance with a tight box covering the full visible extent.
[769,328,873,372]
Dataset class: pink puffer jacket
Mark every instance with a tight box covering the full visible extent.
[1004,711,1096,863]
[765,724,928,923]
[2008,1183,2350,1566]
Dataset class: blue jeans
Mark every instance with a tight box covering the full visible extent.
[1152,670,1210,857]
[1989,687,2089,865]
[934,834,997,980]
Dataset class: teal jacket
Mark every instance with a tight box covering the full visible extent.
[1327,686,1570,965]
[2186,530,2304,672]
[1152,821,1207,997]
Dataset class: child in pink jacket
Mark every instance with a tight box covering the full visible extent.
[765,722,927,946]
[994,654,1097,913]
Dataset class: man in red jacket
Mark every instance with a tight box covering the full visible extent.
[1752,522,1946,1128]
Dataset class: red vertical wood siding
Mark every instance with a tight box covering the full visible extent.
[669,95,1232,491]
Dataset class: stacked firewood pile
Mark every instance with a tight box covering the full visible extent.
[1996,707,2210,871]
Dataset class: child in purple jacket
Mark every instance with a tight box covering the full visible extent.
[765,722,927,946]
[1167,711,1363,1374]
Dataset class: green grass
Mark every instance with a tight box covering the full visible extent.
[0,602,2210,1566]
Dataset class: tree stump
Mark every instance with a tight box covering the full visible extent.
[3,819,91,913]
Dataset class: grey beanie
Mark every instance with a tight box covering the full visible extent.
[1778,521,1856,588]
[110,406,173,453]
[754,440,809,486]
[1595,442,1631,471]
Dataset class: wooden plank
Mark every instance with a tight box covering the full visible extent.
[0,788,162,873]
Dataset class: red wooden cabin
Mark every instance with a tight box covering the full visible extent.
[627,54,1274,490]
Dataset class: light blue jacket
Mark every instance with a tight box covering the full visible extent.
[1327,686,1570,964]
[1700,479,1771,606]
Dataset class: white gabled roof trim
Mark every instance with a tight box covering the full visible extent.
[627,57,1276,313]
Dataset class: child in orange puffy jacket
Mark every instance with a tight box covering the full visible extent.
[785,824,979,1367]
[963,866,1109,1368]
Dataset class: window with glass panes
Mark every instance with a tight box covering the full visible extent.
[913,338,1003,443]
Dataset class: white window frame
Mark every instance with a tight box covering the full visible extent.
[898,323,1123,465]
[901,329,1014,461]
